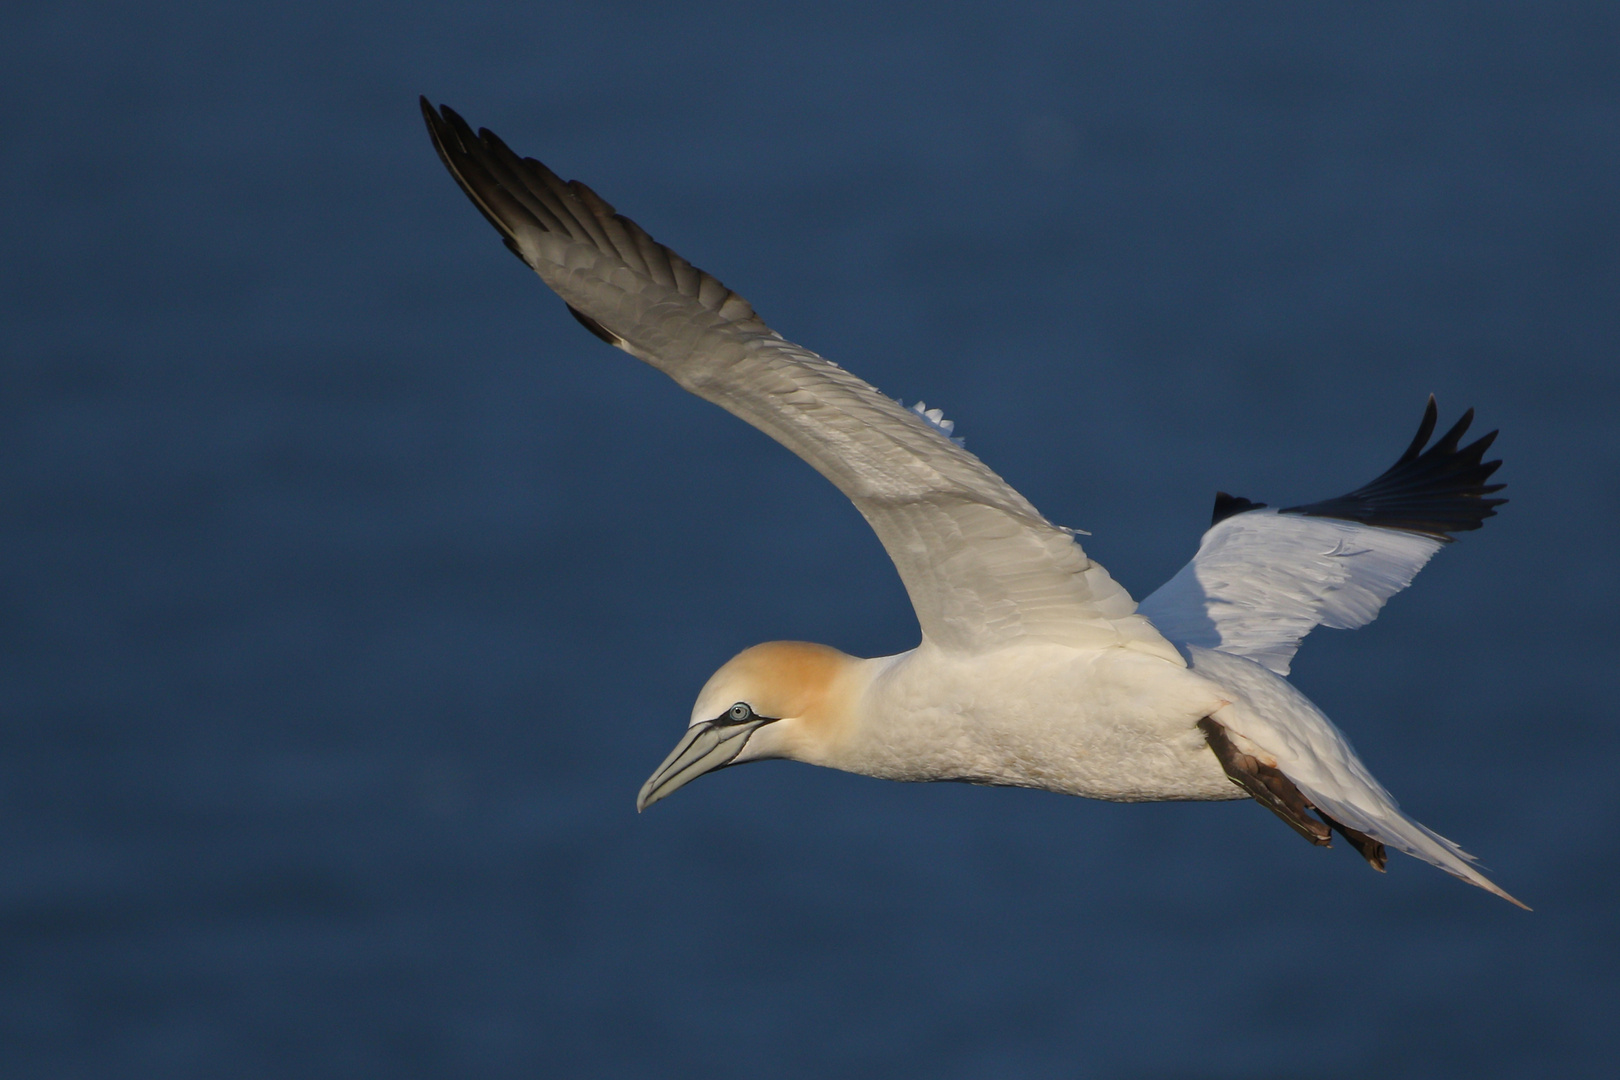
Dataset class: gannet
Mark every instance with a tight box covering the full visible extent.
[421,100,1525,908]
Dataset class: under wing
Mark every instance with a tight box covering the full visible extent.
[421,101,1175,658]
[1138,398,1505,675]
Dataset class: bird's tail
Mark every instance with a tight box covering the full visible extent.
[1187,645,1529,909]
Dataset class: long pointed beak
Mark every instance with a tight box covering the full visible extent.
[636,719,767,812]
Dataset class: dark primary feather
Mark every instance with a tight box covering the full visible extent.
[1214,397,1506,541]
[419,99,769,339]
[1210,492,1268,527]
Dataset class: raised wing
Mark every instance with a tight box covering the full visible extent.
[1138,398,1505,675]
[422,101,1176,658]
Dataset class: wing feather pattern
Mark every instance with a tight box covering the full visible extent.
[1139,399,1505,674]
[422,101,1174,657]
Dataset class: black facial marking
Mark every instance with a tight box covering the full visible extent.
[714,702,779,727]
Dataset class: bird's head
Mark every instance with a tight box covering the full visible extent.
[636,641,859,811]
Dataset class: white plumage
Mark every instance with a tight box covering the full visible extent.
[422,100,1523,908]
[1139,511,1447,676]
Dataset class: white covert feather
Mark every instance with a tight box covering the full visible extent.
[1138,510,1445,675]
[910,400,965,446]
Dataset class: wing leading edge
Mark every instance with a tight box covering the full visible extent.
[421,100,1176,658]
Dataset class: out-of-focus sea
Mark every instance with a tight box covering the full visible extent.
[3,3,1616,1077]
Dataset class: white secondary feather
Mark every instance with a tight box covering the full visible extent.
[1139,511,1446,676]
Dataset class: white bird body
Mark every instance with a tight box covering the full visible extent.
[714,641,1235,801]
[422,100,1524,907]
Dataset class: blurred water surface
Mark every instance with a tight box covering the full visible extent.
[2,3,1617,1077]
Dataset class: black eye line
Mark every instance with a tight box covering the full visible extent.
[714,704,777,727]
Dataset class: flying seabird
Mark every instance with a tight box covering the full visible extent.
[421,99,1523,908]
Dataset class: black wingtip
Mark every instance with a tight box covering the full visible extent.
[1393,394,1440,466]
[1211,491,1269,527]
[420,100,560,272]
[1281,398,1507,539]
[419,98,464,147]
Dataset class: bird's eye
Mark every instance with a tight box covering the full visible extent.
[727,703,752,723]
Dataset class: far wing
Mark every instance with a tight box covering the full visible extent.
[1138,399,1505,675]
[422,101,1176,659]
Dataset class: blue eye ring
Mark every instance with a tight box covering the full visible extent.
[727,702,752,723]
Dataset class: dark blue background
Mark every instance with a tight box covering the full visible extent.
[4,3,1616,1076]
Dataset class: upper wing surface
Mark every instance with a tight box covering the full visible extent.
[422,101,1174,657]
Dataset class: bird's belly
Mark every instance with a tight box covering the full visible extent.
[850,645,1241,802]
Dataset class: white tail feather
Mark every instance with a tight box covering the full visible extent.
[1188,645,1527,909]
